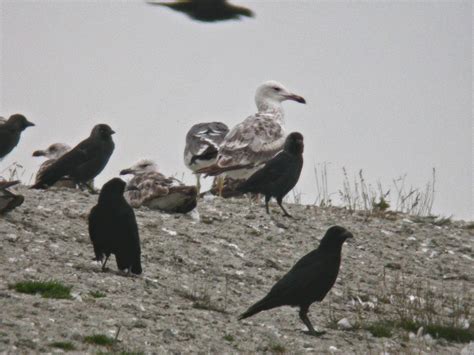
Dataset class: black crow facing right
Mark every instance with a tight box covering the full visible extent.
[31,124,115,190]
[0,114,35,160]
[88,178,142,275]
[239,226,353,336]
[237,132,304,217]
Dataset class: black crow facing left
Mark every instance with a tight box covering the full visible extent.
[237,132,304,217]
[239,226,353,336]
[31,124,115,190]
[0,114,35,160]
[88,178,142,275]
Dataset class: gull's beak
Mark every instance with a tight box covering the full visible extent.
[285,93,306,104]
[32,150,45,157]
[120,168,133,176]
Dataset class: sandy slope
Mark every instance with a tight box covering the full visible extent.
[0,186,473,354]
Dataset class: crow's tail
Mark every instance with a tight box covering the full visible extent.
[239,296,273,320]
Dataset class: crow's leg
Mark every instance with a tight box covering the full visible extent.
[277,197,292,218]
[299,306,325,336]
[101,255,109,271]
[265,195,271,214]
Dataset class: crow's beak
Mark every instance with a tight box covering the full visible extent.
[110,129,116,135]
[26,120,35,127]
[285,93,306,104]
[32,150,45,157]
[345,231,355,240]
[119,168,133,176]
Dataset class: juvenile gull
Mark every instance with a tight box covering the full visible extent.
[32,143,73,187]
[184,121,229,192]
[120,159,197,214]
[197,81,306,180]
[0,114,35,160]
[147,0,254,22]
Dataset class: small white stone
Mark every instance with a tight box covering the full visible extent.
[337,318,352,330]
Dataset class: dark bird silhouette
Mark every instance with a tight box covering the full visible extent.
[239,226,354,335]
[0,114,35,160]
[147,0,254,23]
[88,178,142,275]
[31,124,115,190]
[237,132,304,217]
[0,180,24,214]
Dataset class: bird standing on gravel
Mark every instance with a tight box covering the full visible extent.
[31,124,115,191]
[237,132,304,217]
[239,226,353,336]
[0,114,35,160]
[184,122,229,193]
[88,178,142,275]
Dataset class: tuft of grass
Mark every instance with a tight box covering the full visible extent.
[10,280,72,299]
[270,343,286,353]
[223,334,234,342]
[83,334,115,347]
[89,290,106,298]
[365,321,393,338]
[424,324,473,343]
[49,341,76,351]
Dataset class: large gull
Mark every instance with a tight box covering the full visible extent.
[184,121,229,192]
[197,80,306,180]
[32,143,73,187]
[120,159,197,214]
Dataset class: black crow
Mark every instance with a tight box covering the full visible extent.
[88,178,142,275]
[31,124,115,190]
[239,226,353,336]
[147,0,254,23]
[237,132,304,217]
[0,114,35,160]
[0,180,24,214]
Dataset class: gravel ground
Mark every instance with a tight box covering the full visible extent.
[0,186,473,354]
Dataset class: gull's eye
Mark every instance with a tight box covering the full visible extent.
[273,86,281,92]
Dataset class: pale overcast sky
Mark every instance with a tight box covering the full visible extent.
[1,1,472,219]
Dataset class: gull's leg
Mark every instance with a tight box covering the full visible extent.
[196,174,201,195]
[217,176,224,197]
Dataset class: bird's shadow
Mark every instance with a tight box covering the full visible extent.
[302,330,327,337]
